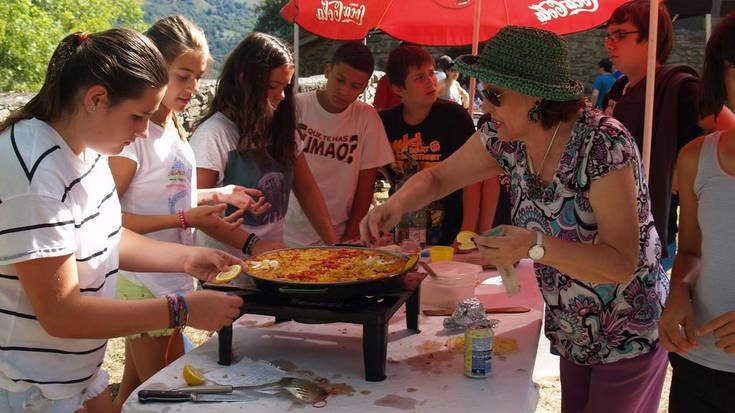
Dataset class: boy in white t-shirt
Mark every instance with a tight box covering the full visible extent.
[284,42,394,245]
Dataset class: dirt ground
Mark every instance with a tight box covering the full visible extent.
[103,328,672,412]
[102,328,213,399]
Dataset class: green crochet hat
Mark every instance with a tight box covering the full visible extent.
[456,26,584,101]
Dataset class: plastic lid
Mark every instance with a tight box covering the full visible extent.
[426,261,482,281]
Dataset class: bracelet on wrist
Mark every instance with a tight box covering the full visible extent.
[165,295,176,329]
[241,233,259,256]
[247,234,259,256]
[177,210,188,230]
[176,292,189,328]
[166,294,180,329]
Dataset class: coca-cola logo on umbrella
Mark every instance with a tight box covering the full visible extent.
[529,0,599,23]
[431,0,472,9]
[316,0,366,26]
[284,0,628,45]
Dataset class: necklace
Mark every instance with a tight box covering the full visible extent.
[527,122,562,199]
[152,114,170,128]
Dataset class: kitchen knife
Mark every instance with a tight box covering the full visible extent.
[138,389,257,403]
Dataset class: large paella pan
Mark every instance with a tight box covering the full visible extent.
[243,246,418,298]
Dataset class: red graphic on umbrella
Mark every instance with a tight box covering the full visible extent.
[281,0,630,46]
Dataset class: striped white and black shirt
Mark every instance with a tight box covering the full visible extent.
[0,118,121,399]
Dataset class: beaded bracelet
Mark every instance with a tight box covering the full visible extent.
[165,295,176,329]
[171,294,182,328]
[166,294,180,329]
[177,210,188,229]
[177,292,190,328]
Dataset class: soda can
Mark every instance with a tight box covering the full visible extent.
[464,322,493,378]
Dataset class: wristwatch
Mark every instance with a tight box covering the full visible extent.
[528,231,545,261]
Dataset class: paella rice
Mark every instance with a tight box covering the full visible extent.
[246,248,408,283]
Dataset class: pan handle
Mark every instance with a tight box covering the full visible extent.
[277,286,329,294]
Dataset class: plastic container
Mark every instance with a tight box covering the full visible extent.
[429,245,454,262]
[421,261,482,310]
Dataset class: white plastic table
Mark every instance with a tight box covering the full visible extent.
[123,258,544,413]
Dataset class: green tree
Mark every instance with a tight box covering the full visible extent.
[253,0,292,41]
[0,0,145,92]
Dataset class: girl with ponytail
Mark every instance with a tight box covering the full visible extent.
[0,28,243,413]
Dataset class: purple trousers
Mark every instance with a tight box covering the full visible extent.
[559,345,668,413]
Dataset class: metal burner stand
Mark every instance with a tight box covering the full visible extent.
[215,272,425,381]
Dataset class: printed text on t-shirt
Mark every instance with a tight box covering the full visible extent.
[297,123,359,164]
[391,132,442,172]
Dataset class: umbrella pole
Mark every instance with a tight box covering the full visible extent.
[363,37,369,103]
[642,0,658,178]
[468,0,481,117]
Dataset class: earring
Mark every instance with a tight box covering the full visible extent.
[89,105,96,113]
[528,100,542,123]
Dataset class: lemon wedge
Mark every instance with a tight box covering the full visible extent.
[182,363,206,386]
[455,230,478,251]
[213,264,242,284]
[404,254,419,271]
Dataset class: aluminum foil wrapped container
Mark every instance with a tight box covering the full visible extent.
[443,298,496,330]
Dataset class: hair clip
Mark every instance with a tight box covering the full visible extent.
[78,32,89,44]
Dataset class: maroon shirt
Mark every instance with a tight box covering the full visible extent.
[605,64,701,254]
[373,75,401,111]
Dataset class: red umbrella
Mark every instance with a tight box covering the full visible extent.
[281,0,631,46]
[282,0,631,118]
[282,0,684,179]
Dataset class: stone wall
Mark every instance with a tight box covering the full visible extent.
[0,81,224,135]
[298,32,471,78]
[298,16,707,96]
[0,75,382,136]
[0,92,35,122]
[0,16,709,128]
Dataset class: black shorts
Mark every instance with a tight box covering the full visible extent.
[669,352,735,413]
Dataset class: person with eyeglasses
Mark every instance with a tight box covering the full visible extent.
[361,26,669,413]
[604,0,703,274]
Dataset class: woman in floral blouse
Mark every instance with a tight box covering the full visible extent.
[360,26,669,413]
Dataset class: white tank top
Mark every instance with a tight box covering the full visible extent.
[684,132,735,373]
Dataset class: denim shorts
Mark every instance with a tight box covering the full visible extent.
[0,386,84,413]
[0,369,108,413]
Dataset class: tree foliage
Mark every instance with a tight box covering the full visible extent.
[0,0,144,92]
[253,0,292,41]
